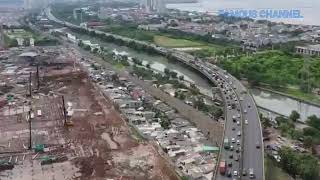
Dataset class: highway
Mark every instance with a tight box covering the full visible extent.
[45,7,264,180]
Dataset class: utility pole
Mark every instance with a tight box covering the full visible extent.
[36,64,40,90]
[29,72,32,97]
[62,96,67,125]
[28,108,32,150]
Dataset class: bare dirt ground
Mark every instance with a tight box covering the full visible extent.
[0,47,178,180]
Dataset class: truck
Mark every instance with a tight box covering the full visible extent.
[224,138,230,149]
[219,161,226,175]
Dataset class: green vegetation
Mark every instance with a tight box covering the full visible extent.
[279,147,320,180]
[265,155,291,180]
[281,87,320,105]
[154,35,204,48]
[102,24,155,42]
[4,34,18,47]
[304,115,320,146]
[220,50,320,103]
[276,112,320,148]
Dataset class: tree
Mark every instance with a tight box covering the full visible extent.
[179,93,186,100]
[279,147,300,178]
[303,136,313,148]
[78,40,83,47]
[275,116,289,125]
[306,115,320,130]
[83,45,91,51]
[164,68,170,75]
[169,71,177,79]
[289,110,300,122]
[132,57,142,65]
[92,48,99,54]
[261,117,272,128]
[213,108,223,118]
[160,118,170,129]
[146,63,151,69]
[190,83,200,95]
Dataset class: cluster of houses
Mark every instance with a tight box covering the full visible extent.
[78,54,218,180]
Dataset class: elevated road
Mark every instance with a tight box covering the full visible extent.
[45,7,264,180]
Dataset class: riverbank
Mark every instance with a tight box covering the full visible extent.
[265,155,292,180]
[255,86,320,108]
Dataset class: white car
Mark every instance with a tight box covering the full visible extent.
[237,121,240,126]
[244,109,247,113]
[233,170,238,176]
[245,119,248,124]
[236,140,240,145]
[231,138,236,143]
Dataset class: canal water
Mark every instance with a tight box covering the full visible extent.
[71,31,320,122]
[251,89,320,122]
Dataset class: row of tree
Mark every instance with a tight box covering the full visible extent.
[279,147,319,180]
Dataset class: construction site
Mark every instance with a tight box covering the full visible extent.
[0,46,178,180]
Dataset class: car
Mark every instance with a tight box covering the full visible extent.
[235,155,239,161]
[244,109,247,113]
[249,168,254,179]
[237,131,241,136]
[256,142,260,149]
[227,170,232,177]
[236,147,241,153]
[233,170,238,176]
[229,154,233,159]
[232,127,236,131]
[228,162,232,167]
[237,114,240,118]
[236,140,240,145]
[230,145,234,151]
[237,121,240,126]
[245,119,248,124]
[248,104,251,108]
[242,169,247,176]
[231,138,236,143]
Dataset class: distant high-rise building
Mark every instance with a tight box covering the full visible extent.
[24,0,49,9]
[154,0,166,13]
[143,0,166,13]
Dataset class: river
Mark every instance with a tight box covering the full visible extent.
[166,0,320,25]
[72,31,320,122]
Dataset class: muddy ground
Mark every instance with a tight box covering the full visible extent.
[0,47,179,180]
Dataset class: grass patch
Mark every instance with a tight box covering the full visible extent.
[283,87,320,105]
[114,63,125,70]
[265,156,292,180]
[154,35,204,48]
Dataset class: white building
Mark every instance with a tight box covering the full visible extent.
[295,44,320,56]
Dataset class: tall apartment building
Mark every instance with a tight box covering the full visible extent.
[143,0,166,13]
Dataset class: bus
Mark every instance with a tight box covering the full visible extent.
[224,138,230,149]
